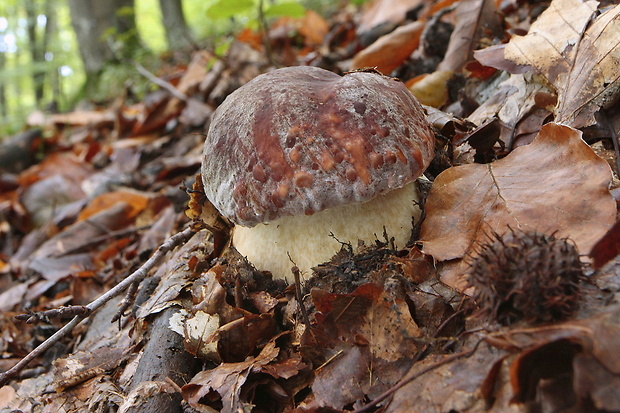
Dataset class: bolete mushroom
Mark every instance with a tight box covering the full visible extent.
[201,66,434,280]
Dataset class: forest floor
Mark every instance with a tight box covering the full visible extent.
[1,0,620,412]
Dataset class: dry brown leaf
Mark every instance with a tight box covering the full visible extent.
[503,0,597,76]
[305,283,421,409]
[26,110,115,128]
[437,0,503,72]
[555,4,620,127]
[182,340,279,413]
[298,10,329,46]
[466,72,555,149]
[503,0,620,128]
[77,190,149,222]
[488,306,620,410]
[420,123,615,288]
[358,0,424,33]
[387,343,505,413]
[406,70,453,107]
[350,21,424,75]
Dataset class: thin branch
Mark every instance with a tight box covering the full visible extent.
[0,226,196,387]
[133,61,188,101]
[352,339,483,413]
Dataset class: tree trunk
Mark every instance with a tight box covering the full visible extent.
[44,0,60,110]
[0,50,6,119]
[24,0,46,105]
[67,0,142,93]
[158,0,192,50]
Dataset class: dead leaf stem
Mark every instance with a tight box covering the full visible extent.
[0,226,196,387]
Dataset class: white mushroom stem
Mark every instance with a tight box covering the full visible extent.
[232,181,421,282]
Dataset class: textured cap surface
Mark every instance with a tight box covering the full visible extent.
[201,66,435,227]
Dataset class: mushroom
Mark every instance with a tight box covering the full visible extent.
[201,66,434,281]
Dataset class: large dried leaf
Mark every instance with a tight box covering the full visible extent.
[503,0,620,127]
[503,0,597,76]
[555,4,620,127]
[420,123,615,288]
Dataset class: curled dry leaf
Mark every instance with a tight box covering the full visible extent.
[590,220,620,269]
[420,123,615,289]
[406,70,453,108]
[437,0,504,72]
[502,0,620,128]
[488,306,620,411]
[350,21,424,75]
[358,0,424,33]
[182,340,280,413]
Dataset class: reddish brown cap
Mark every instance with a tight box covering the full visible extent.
[201,66,435,227]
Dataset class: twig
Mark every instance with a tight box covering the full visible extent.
[0,226,196,387]
[15,306,89,324]
[352,338,483,413]
[292,266,311,329]
[133,61,188,101]
[112,279,139,323]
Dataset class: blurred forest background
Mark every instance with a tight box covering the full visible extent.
[0,0,346,136]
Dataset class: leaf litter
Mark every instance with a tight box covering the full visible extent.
[1,0,620,412]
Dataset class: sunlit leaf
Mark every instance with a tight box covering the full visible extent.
[206,0,255,19]
[264,2,306,18]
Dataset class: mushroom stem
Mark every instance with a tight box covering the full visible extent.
[232,181,421,281]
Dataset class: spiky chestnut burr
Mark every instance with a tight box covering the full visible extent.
[468,229,583,325]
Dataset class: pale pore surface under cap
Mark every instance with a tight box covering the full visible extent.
[232,181,420,282]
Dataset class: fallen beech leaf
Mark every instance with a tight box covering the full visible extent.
[350,21,424,75]
[407,70,453,107]
[26,110,115,128]
[358,0,424,33]
[437,0,503,72]
[31,202,134,259]
[77,190,149,222]
[487,306,620,410]
[181,310,221,362]
[420,123,615,288]
[182,341,279,413]
[21,175,86,227]
[502,0,620,128]
[136,230,212,318]
[305,283,421,409]
[590,220,620,269]
[298,10,329,46]
[555,4,620,127]
[503,0,597,75]
[467,72,555,150]
[387,343,505,413]
[18,152,93,187]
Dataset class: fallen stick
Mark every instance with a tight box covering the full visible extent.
[0,226,196,387]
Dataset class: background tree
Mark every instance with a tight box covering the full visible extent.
[159,0,192,50]
[68,0,143,96]
[24,0,58,107]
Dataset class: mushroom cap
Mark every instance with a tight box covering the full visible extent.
[201,66,435,227]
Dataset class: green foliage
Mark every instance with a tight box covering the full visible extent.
[206,0,255,19]
[264,2,306,18]
[207,0,307,23]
